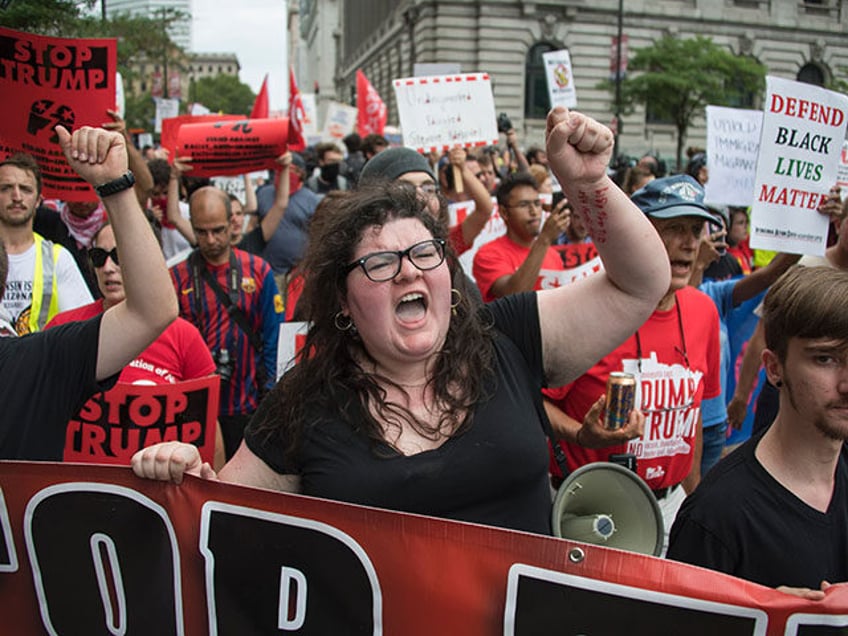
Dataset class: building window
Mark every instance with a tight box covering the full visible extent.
[524,42,557,120]
[797,62,826,86]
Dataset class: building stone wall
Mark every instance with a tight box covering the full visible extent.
[293,0,847,165]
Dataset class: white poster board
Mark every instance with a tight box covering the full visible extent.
[300,92,320,145]
[154,97,180,134]
[393,73,499,152]
[543,50,578,110]
[321,101,358,143]
[277,321,310,380]
[704,106,762,207]
[749,76,848,255]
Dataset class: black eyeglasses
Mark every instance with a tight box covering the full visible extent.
[89,247,119,268]
[345,239,446,282]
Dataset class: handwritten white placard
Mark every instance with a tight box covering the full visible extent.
[704,106,762,207]
[393,73,499,152]
[749,76,848,255]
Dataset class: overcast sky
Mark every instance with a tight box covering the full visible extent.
[191,0,288,111]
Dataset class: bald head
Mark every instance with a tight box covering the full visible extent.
[189,186,232,265]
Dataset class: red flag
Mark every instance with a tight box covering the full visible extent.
[356,69,387,137]
[287,67,307,151]
[249,73,269,119]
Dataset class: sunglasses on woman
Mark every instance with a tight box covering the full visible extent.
[89,247,119,268]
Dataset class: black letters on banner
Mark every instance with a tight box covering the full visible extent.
[25,485,181,635]
[504,565,764,636]
[201,503,380,634]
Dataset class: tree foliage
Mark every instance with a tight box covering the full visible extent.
[190,74,256,118]
[616,35,767,170]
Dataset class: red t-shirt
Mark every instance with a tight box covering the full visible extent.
[543,286,721,490]
[472,235,564,302]
[47,299,215,384]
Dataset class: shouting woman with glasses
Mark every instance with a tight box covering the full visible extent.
[132,107,671,535]
[46,222,225,467]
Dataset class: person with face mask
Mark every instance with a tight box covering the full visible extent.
[305,142,349,198]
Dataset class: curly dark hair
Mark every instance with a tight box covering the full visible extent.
[257,182,495,463]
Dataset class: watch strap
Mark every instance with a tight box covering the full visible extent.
[94,171,136,198]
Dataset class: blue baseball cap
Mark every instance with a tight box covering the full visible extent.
[630,174,714,223]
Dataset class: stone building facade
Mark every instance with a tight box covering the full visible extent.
[290,0,847,165]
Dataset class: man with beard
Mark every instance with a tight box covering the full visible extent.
[668,265,848,599]
[0,153,92,333]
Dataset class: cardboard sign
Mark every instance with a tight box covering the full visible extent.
[174,118,290,177]
[705,106,763,207]
[153,96,179,133]
[393,73,499,152]
[321,101,358,143]
[63,375,220,465]
[543,49,578,109]
[750,76,848,254]
[276,321,309,380]
[0,27,117,201]
[0,462,845,634]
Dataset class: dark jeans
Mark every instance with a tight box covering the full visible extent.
[219,413,254,460]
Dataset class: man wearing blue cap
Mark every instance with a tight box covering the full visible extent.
[543,174,722,553]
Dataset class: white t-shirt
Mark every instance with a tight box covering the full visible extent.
[2,240,93,331]
[160,200,193,261]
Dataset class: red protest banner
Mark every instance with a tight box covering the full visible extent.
[62,375,220,465]
[159,113,243,159]
[0,462,845,634]
[175,118,289,177]
[0,27,117,201]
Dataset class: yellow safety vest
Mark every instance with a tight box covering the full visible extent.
[27,233,61,334]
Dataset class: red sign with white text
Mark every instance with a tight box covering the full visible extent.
[0,462,845,634]
[0,27,117,201]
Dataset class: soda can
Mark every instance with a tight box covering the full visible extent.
[604,372,636,430]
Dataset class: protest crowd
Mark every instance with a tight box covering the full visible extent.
[0,21,847,631]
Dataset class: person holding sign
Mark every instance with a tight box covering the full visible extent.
[133,107,670,535]
[668,266,848,599]
[45,222,224,468]
[0,125,178,460]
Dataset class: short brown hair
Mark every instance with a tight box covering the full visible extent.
[0,153,42,196]
[763,266,848,362]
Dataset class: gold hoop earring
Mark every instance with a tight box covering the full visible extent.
[334,311,353,331]
[450,288,462,316]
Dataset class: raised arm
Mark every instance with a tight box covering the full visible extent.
[448,147,493,246]
[166,155,197,245]
[538,107,670,387]
[259,153,292,242]
[102,109,154,206]
[56,125,178,380]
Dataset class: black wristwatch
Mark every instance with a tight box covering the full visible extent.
[94,171,136,198]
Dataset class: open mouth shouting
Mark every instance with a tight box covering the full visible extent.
[396,292,427,324]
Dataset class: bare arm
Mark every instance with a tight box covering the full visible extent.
[544,396,644,447]
[488,205,570,299]
[447,147,493,246]
[102,110,154,206]
[538,108,671,387]
[166,156,196,245]
[242,172,258,214]
[56,126,178,381]
[727,320,765,430]
[131,439,300,493]
[681,413,703,494]
[506,129,531,173]
[259,153,292,242]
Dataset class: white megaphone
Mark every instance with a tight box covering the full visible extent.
[551,462,664,556]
